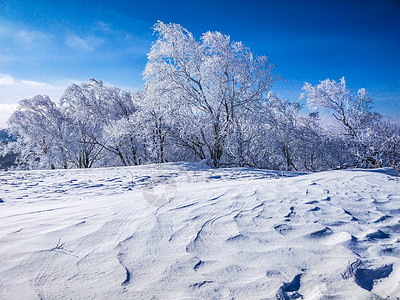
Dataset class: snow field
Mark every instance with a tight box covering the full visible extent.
[0,164,399,299]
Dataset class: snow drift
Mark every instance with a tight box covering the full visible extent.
[0,163,399,299]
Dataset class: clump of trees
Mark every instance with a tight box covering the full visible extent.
[302,78,400,169]
[2,22,399,171]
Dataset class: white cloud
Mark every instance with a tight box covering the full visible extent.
[0,74,67,128]
[66,34,104,51]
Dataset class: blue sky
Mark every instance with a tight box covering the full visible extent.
[1,0,399,127]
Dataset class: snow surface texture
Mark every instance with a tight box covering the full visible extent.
[0,163,399,299]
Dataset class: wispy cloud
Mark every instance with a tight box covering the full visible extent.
[20,80,54,88]
[92,20,151,56]
[0,74,15,86]
[95,21,112,33]
[14,30,53,49]
[65,34,104,51]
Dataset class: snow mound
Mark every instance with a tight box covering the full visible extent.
[345,167,400,177]
[0,164,399,299]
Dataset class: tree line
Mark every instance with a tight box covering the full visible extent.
[2,21,399,171]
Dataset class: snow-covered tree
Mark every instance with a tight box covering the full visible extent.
[59,79,109,168]
[103,90,149,165]
[59,79,141,168]
[7,95,69,169]
[144,21,277,167]
[302,77,399,168]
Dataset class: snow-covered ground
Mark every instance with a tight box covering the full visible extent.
[0,163,399,299]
